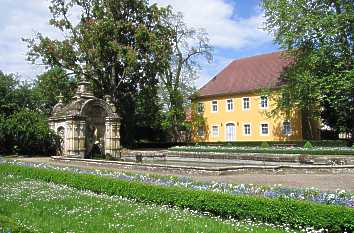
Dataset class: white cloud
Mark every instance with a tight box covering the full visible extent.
[0,0,63,80]
[150,0,273,88]
[0,0,272,84]
[151,0,271,50]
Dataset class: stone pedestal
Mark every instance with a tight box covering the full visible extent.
[66,116,86,158]
[104,116,121,158]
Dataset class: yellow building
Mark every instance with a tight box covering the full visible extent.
[193,51,318,142]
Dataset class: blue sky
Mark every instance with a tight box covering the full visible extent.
[0,0,279,87]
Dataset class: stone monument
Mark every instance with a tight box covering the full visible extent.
[49,76,121,158]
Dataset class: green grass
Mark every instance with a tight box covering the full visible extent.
[0,175,296,233]
[169,146,354,156]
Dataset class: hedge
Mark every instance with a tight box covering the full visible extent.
[0,164,353,232]
[169,147,354,156]
[196,140,351,147]
[131,140,350,149]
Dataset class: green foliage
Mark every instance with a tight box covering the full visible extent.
[0,214,32,233]
[23,0,174,146]
[352,143,354,149]
[0,71,39,117]
[170,146,354,156]
[261,0,354,138]
[0,175,289,233]
[175,140,349,148]
[159,12,212,142]
[0,110,60,155]
[260,141,270,148]
[32,67,77,115]
[1,164,353,233]
[304,141,313,149]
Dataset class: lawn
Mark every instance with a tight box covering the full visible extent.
[169,145,354,156]
[0,174,297,233]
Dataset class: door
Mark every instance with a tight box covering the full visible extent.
[225,123,235,141]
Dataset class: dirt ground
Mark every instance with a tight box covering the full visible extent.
[7,157,354,192]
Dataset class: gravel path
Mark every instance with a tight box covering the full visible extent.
[8,156,354,192]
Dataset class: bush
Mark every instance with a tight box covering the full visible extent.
[304,141,313,148]
[0,110,60,156]
[352,143,354,149]
[0,164,353,233]
[260,141,270,148]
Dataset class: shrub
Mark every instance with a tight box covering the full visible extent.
[0,164,353,233]
[0,110,60,156]
[352,143,354,149]
[260,141,270,148]
[304,141,313,148]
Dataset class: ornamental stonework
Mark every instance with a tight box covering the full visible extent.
[49,76,121,158]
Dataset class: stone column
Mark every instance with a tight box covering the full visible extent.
[66,116,86,158]
[104,116,121,158]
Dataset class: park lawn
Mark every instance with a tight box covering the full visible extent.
[0,174,297,233]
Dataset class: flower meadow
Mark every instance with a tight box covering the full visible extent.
[0,173,304,233]
[1,158,353,208]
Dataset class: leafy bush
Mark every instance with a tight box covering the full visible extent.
[260,141,270,148]
[1,164,353,233]
[304,141,313,148]
[0,110,60,156]
[352,143,354,149]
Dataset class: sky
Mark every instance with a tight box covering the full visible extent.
[0,0,279,87]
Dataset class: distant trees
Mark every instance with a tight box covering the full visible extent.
[159,13,212,142]
[261,0,354,139]
[0,70,60,155]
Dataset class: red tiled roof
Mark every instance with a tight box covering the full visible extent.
[198,51,292,98]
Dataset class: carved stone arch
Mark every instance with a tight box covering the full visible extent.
[80,99,115,118]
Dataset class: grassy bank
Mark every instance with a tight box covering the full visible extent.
[169,146,354,156]
[0,174,295,233]
[0,164,353,232]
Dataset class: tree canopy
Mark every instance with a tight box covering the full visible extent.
[261,0,354,138]
[24,0,175,145]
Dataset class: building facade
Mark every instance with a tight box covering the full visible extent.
[193,51,317,142]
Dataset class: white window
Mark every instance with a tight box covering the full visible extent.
[260,96,268,109]
[211,100,218,112]
[212,125,219,137]
[283,121,292,135]
[242,97,250,110]
[226,99,234,112]
[197,102,204,113]
[243,124,251,135]
[260,123,269,135]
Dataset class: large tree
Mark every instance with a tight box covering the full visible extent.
[24,0,173,145]
[159,12,212,142]
[261,0,354,139]
[32,67,77,115]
